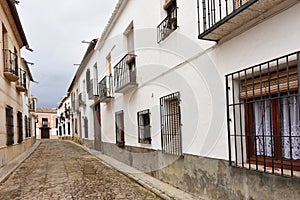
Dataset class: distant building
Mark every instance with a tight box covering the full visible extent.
[0,0,36,168]
[57,94,73,140]
[36,108,58,139]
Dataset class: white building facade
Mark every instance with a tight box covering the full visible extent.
[63,0,300,199]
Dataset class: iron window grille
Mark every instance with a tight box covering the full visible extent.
[137,109,151,144]
[197,0,256,40]
[160,92,182,156]
[6,106,14,146]
[114,54,137,92]
[115,111,125,147]
[225,51,300,177]
[3,49,18,76]
[17,112,23,143]
[157,6,178,43]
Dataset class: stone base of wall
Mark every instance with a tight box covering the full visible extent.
[0,138,34,168]
[101,142,300,200]
[82,139,94,149]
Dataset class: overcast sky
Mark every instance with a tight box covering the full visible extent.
[17,0,118,108]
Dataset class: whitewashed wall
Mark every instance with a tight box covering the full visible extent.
[96,0,300,160]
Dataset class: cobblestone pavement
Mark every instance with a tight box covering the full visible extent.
[0,140,162,200]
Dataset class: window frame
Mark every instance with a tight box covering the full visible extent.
[6,106,14,146]
[225,51,300,176]
[137,109,151,144]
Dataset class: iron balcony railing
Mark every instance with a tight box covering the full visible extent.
[197,0,257,40]
[3,49,19,77]
[114,54,137,93]
[29,98,36,112]
[157,7,178,43]
[225,51,300,177]
[78,93,86,106]
[99,75,113,102]
[88,79,99,100]
[16,69,27,91]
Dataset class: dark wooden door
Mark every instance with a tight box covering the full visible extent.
[115,111,125,147]
[94,103,102,151]
[41,128,50,139]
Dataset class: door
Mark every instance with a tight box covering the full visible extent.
[41,128,50,139]
[94,103,102,151]
[115,111,125,147]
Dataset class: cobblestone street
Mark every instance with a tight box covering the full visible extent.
[0,140,161,200]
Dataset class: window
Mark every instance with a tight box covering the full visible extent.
[137,109,151,144]
[115,111,125,147]
[86,69,91,92]
[124,22,135,54]
[84,117,88,138]
[226,51,300,176]
[160,92,182,155]
[68,122,71,135]
[25,115,29,138]
[17,112,23,143]
[6,106,14,146]
[42,118,48,127]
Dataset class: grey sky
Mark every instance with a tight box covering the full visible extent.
[17,0,118,108]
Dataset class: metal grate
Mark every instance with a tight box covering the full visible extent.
[137,109,151,144]
[17,69,27,89]
[225,51,300,176]
[17,112,23,143]
[157,7,178,43]
[160,92,182,155]
[6,106,14,146]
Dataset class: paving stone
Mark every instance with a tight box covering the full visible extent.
[0,140,161,200]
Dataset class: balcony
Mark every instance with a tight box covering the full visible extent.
[157,7,178,43]
[99,75,113,103]
[3,49,19,82]
[29,98,36,112]
[198,0,295,41]
[88,79,99,100]
[16,69,27,92]
[78,93,86,107]
[114,54,138,93]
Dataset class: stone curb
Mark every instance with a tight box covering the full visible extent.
[67,140,200,200]
[0,140,41,184]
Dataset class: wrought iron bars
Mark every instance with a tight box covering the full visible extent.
[157,7,178,43]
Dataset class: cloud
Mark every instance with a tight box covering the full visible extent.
[18,0,118,108]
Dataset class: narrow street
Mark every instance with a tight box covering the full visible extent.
[0,140,161,200]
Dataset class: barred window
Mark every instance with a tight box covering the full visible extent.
[25,115,29,138]
[137,109,151,144]
[226,51,300,176]
[17,112,23,143]
[115,111,125,147]
[160,92,182,156]
[6,106,14,146]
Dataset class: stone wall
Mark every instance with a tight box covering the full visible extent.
[101,142,300,200]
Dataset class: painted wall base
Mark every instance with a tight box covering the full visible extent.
[0,138,34,168]
[101,142,300,200]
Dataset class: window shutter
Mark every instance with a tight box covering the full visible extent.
[240,66,298,99]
